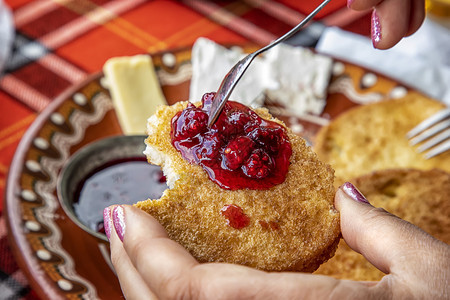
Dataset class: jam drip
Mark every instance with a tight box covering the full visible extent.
[171,92,292,190]
[259,220,280,231]
[221,204,250,229]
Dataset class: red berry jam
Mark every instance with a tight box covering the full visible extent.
[259,220,280,231]
[171,92,292,190]
[221,204,250,229]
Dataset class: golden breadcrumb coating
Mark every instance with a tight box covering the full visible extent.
[315,168,450,281]
[314,92,450,185]
[136,101,340,272]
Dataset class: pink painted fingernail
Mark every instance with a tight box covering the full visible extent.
[347,0,354,8]
[342,182,370,204]
[113,205,126,242]
[103,206,112,240]
[371,9,382,47]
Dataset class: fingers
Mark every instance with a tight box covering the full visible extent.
[106,205,379,299]
[106,207,158,299]
[406,0,425,36]
[349,0,425,49]
[111,205,199,299]
[104,190,448,299]
[372,0,411,49]
[193,265,376,299]
[348,0,383,10]
[336,182,448,276]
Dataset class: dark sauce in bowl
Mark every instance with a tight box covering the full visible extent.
[73,158,166,233]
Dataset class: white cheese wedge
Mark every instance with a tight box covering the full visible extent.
[103,55,166,135]
[190,38,332,116]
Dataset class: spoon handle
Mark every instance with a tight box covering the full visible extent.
[207,0,332,127]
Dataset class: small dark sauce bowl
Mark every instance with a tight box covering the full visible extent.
[57,135,148,241]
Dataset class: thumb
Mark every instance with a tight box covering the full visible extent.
[335,182,447,276]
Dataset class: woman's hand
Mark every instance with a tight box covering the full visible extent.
[348,0,426,49]
[104,182,450,299]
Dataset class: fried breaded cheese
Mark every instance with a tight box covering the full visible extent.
[314,92,450,185]
[315,168,450,280]
[135,101,340,272]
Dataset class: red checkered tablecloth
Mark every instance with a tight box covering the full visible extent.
[0,0,371,299]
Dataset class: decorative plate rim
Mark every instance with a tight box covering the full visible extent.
[4,46,419,299]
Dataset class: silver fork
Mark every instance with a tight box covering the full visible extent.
[207,0,331,127]
[406,107,450,159]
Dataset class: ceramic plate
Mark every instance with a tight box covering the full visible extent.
[5,46,414,299]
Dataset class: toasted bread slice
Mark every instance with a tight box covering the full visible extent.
[314,92,450,185]
[315,168,450,280]
[136,101,340,272]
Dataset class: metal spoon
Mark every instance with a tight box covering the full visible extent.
[207,0,332,127]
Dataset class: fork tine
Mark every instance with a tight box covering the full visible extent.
[424,140,450,159]
[406,108,450,139]
[417,128,450,152]
[409,119,450,146]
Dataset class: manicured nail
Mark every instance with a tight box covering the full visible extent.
[347,0,354,8]
[103,206,112,240]
[371,9,382,47]
[113,205,126,242]
[341,182,370,204]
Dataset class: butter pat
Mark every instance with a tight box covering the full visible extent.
[103,55,166,135]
